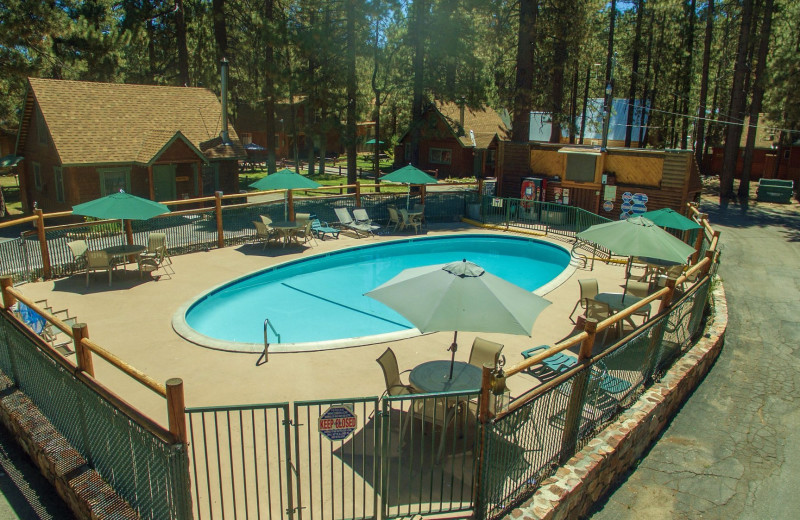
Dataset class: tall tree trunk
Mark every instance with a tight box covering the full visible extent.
[346,0,358,186]
[175,0,190,86]
[707,15,731,162]
[549,25,568,143]
[695,0,714,171]
[720,0,754,202]
[146,16,157,83]
[625,0,643,147]
[579,64,590,144]
[410,0,426,165]
[511,0,538,142]
[569,62,579,144]
[644,12,666,148]
[601,0,617,149]
[680,0,696,149]
[738,0,774,201]
[371,14,383,187]
[263,0,276,173]
[212,0,227,62]
[638,7,655,148]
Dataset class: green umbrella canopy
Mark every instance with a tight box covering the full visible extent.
[577,216,697,264]
[380,165,439,185]
[639,208,702,231]
[249,168,321,191]
[72,190,170,220]
[365,139,384,145]
[0,154,23,170]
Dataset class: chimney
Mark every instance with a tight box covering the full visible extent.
[220,58,231,145]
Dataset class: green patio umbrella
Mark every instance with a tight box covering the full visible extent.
[72,190,170,220]
[365,139,384,145]
[0,154,23,172]
[366,259,551,379]
[249,168,321,219]
[639,208,701,231]
[380,165,439,208]
[577,216,697,265]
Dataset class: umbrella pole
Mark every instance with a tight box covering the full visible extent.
[406,186,411,209]
[448,331,458,379]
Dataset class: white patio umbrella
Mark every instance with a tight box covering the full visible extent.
[365,259,551,379]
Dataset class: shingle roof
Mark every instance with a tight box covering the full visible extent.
[25,78,245,166]
[435,102,510,149]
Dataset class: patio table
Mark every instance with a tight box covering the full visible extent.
[596,292,652,337]
[409,360,482,393]
[104,244,146,272]
[271,221,300,246]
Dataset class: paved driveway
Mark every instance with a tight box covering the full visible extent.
[591,196,800,519]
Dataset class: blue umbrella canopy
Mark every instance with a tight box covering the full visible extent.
[244,142,267,151]
[72,190,170,220]
[249,169,321,191]
[639,208,702,231]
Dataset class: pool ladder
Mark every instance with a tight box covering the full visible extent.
[257,318,281,366]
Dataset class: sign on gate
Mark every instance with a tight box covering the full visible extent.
[318,405,358,441]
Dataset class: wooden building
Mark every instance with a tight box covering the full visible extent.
[15,77,245,213]
[394,101,510,178]
[496,142,703,220]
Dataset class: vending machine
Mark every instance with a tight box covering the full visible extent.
[521,177,546,206]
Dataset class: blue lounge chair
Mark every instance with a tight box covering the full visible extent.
[311,219,340,240]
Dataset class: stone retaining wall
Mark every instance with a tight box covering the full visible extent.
[508,281,728,519]
[0,373,138,520]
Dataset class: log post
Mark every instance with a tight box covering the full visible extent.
[355,181,361,207]
[478,365,493,424]
[35,208,52,280]
[215,191,224,248]
[701,250,715,277]
[72,323,94,377]
[124,219,134,246]
[287,190,295,221]
[473,362,494,520]
[643,278,677,384]
[420,185,427,206]
[148,165,155,200]
[691,213,707,264]
[166,378,188,444]
[559,319,597,463]
[1,276,15,309]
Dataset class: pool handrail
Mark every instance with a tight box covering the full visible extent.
[258,317,281,365]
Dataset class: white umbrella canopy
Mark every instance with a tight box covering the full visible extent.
[365,259,551,378]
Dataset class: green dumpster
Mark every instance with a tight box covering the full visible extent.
[756,178,794,203]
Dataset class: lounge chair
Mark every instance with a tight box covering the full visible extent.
[311,219,340,240]
[521,345,577,380]
[334,207,373,237]
[85,250,114,287]
[468,337,504,370]
[352,208,380,235]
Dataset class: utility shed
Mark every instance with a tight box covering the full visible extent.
[495,142,702,219]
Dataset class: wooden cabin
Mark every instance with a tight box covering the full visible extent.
[394,101,510,178]
[495,142,703,220]
[15,77,245,213]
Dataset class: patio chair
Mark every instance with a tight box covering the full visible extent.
[67,240,88,270]
[623,280,652,320]
[585,298,613,343]
[520,345,578,381]
[412,203,426,227]
[376,348,415,397]
[568,278,599,323]
[85,250,114,287]
[334,207,372,237]
[253,220,276,248]
[399,209,421,234]
[140,232,174,276]
[352,208,380,235]
[387,206,403,231]
[311,219,340,240]
[468,337,504,370]
[292,219,316,245]
[138,242,172,279]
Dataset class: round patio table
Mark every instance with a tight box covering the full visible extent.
[104,244,146,262]
[409,360,482,393]
[271,221,300,245]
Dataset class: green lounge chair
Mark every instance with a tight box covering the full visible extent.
[311,219,340,240]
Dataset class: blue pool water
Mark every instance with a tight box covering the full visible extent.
[175,235,570,351]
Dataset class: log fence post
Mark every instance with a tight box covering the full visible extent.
[166,378,188,444]
[643,278,677,384]
[215,191,224,248]
[691,213,707,264]
[35,209,52,280]
[72,323,94,377]
[288,190,295,221]
[559,318,597,463]
[355,182,361,207]
[1,276,14,309]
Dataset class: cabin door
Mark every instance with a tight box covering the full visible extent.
[153,164,177,202]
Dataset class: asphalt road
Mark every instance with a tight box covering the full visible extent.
[591,196,800,519]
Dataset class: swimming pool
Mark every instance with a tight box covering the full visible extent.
[173,234,572,352]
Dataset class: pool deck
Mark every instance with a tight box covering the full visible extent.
[13,223,631,426]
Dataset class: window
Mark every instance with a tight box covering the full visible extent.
[36,108,47,145]
[33,163,42,191]
[54,167,64,203]
[404,143,411,162]
[429,148,452,165]
[202,164,220,196]
[98,167,130,196]
[564,153,597,183]
[487,149,496,165]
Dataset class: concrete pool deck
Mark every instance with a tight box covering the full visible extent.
[12,223,633,427]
